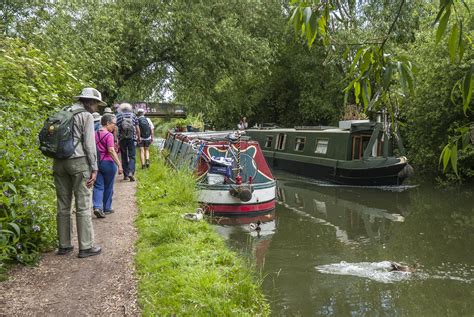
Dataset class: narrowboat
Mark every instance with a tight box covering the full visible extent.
[246,121,413,186]
[163,130,276,215]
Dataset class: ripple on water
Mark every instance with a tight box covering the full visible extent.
[315,261,418,284]
[316,261,474,284]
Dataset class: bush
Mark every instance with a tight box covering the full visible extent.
[0,38,84,270]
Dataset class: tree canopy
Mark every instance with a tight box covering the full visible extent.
[1,0,472,179]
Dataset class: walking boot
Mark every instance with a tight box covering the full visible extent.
[104,209,114,215]
[93,208,106,218]
[78,246,102,258]
[57,246,74,255]
[146,159,150,168]
[129,175,135,182]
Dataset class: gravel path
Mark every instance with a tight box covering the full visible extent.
[0,178,140,316]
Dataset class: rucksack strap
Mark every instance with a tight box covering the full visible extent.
[71,107,89,150]
[96,131,111,161]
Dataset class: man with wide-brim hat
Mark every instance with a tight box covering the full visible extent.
[53,87,104,258]
[103,107,113,114]
[75,87,107,107]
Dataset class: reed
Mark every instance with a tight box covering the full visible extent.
[135,150,270,316]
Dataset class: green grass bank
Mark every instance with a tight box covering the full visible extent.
[134,152,270,316]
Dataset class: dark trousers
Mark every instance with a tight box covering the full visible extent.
[93,160,117,211]
[120,138,136,176]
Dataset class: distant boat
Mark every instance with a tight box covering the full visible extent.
[246,121,414,186]
[164,131,276,215]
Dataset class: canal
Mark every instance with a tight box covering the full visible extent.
[212,171,474,316]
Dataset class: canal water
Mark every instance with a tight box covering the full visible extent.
[212,171,474,316]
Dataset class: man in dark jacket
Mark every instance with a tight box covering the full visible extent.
[116,103,140,181]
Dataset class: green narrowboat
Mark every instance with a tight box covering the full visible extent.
[245,121,413,186]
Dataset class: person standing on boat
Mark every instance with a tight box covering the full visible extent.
[238,117,248,130]
[116,102,140,181]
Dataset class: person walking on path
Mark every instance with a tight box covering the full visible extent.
[103,106,120,158]
[92,112,101,131]
[93,114,123,218]
[116,103,140,181]
[137,108,154,169]
[54,87,103,258]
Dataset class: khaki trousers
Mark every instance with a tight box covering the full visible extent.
[53,157,94,250]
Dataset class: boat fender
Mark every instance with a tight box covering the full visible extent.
[229,184,253,202]
[398,163,414,179]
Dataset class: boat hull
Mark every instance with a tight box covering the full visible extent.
[197,181,276,215]
[266,154,409,186]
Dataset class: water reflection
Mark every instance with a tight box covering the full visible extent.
[210,211,276,268]
[276,176,408,246]
[212,172,474,316]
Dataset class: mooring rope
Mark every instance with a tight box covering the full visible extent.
[237,131,241,178]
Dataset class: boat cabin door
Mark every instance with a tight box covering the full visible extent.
[351,134,382,160]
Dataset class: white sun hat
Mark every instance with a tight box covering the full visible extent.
[92,112,101,122]
[75,87,106,106]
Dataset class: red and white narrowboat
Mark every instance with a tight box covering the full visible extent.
[164,130,276,215]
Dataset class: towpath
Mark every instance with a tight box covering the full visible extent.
[0,178,139,316]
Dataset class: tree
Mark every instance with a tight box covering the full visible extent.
[289,0,473,180]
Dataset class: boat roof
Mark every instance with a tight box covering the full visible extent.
[247,122,378,133]
[247,127,349,133]
[170,130,255,142]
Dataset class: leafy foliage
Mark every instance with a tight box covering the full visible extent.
[289,0,473,181]
[400,29,473,179]
[0,37,84,268]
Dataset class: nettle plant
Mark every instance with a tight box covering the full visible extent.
[0,38,84,267]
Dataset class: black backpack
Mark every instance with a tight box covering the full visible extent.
[38,107,86,159]
[138,116,151,138]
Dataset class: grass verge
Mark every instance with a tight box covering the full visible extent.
[135,152,270,316]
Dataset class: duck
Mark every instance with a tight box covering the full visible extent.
[182,208,204,221]
[389,262,418,273]
[249,220,262,232]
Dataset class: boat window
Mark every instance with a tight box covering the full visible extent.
[265,135,273,148]
[275,133,287,150]
[295,137,305,151]
[315,139,329,154]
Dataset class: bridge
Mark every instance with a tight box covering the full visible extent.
[131,102,186,118]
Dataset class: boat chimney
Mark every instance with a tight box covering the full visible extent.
[376,111,382,123]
